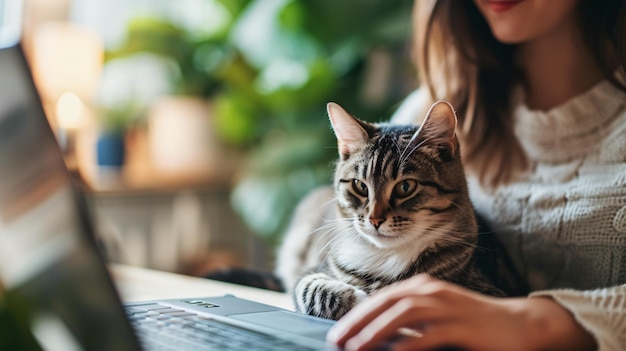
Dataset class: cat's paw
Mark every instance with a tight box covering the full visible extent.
[294,273,366,320]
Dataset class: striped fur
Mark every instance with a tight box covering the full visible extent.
[276,102,525,320]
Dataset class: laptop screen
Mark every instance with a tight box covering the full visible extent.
[0,43,141,350]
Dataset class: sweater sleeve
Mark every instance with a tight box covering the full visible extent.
[529,285,626,351]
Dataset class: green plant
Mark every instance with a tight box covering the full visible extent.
[227,0,415,245]
[106,0,415,246]
[96,102,144,135]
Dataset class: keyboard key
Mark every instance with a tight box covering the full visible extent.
[126,305,322,351]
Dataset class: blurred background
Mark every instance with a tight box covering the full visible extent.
[21,0,416,277]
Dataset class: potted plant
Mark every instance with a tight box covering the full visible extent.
[95,103,143,168]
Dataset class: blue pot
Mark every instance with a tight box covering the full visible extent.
[96,132,125,167]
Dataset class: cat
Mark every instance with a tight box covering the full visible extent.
[275,101,526,320]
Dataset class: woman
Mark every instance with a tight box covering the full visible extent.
[328,0,626,350]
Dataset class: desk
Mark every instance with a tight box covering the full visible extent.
[109,264,293,311]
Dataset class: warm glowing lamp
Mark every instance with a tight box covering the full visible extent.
[55,92,85,130]
[33,22,103,102]
[32,22,103,153]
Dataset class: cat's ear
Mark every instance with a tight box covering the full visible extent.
[327,102,370,160]
[415,100,458,156]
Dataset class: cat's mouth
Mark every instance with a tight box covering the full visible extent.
[358,227,400,242]
[374,232,396,239]
[359,226,392,237]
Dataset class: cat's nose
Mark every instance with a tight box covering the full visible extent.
[369,217,386,229]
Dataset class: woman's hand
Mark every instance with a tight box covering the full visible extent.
[326,274,596,351]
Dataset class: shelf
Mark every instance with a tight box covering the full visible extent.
[68,126,241,195]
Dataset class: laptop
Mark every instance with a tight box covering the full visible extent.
[0,4,335,350]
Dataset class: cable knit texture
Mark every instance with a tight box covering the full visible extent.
[392,80,626,350]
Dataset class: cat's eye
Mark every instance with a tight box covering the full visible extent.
[393,179,417,198]
[351,179,368,197]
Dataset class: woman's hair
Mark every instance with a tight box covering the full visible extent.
[413,0,626,186]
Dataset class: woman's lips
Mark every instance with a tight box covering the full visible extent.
[486,0,524,13]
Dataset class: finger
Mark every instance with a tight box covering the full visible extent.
[326,295,403,346]
[327,275,435,345]
[389,322,468,351]
[328,275,458,346]
[343,297,454,351]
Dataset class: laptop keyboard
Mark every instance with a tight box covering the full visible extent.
[125,303,320,351]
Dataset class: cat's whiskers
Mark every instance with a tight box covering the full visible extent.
[442,200,496,235]
[413,225,474,238]
[303,221,342,237]
[398,127,424,163]
[316,217,356,240]
[447,199,480,221]
[304,198,343,235]
[390,138,402,155]
[317,234,343,259]
[310,215,351,228]
[423,233,480,249]
[400,136,435,167]
[303,222,353,259]
[397,137,413,164]
[320,196,339,209]
[318,225,360,262]
[400,224,481,249]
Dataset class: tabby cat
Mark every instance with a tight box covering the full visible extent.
[275,101,526,320]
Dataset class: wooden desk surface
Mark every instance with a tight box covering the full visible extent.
[109,264,293,311]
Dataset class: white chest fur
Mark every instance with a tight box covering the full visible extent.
[332,235,425,278]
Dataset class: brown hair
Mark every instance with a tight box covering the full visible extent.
[413,0,626,186]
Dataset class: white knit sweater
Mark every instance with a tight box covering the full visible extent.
[393,81,626,350]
